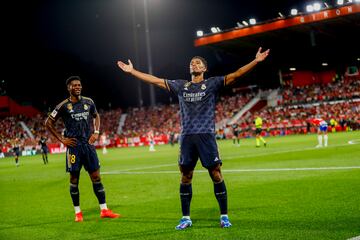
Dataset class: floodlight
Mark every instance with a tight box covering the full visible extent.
[322,63,328,66]
[249,18,256,25]
[313,2,321,11]
[236,22,244,28]
[196,30,204,37]
[210,27,218,33]
[337,0,344,5]
[242,21,249,26]
[290,67,296,71]
[306,4,314,12]
[290,8,298,15]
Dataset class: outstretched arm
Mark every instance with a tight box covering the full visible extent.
[117,60,166,89]
[225,47,270,85]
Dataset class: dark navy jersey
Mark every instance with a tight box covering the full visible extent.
[39,138,47,148]
[49,96,98,143]
[165,76,225,135]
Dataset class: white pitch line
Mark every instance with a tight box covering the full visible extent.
[110,140,359,172]
[348,138,360,145]
[120,163,177,172]
[102,166,360,175]
[348,236,360,240]
[222,142,355,160]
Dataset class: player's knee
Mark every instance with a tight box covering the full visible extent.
[209,166,223,183]
[89,171,101,182]
[212,173,223,183]
[70,177,79,185]
[90,173,101,183]
[181,171,193,184]
[91,176,101,183]
[70,172,80,184]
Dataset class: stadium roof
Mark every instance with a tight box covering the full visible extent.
[194,3,360,70]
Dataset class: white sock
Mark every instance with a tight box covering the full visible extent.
[74,206,81,214]
[324,135,328,146]
[220,214,228,219]
[182,216,191,220]
[100,203,108,210]
[317,135,322,146]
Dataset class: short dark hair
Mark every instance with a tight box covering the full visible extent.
[66,76,81,86]
[191,56,208,69]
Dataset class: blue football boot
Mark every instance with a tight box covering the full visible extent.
[175,218,192,230]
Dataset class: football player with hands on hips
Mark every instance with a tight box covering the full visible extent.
[45,76,120,222]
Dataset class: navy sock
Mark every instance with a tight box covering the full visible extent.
[180,183,192,216]
[92,181,106,204]
[70,184,80,206]
[214,181,228,215]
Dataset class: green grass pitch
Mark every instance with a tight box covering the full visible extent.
[1,131,359,240]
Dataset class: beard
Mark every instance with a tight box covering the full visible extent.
[190,70,202,76]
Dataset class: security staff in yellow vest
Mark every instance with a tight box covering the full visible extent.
[254,115,267,147]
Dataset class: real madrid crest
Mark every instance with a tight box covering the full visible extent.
[67,103,74,113]
[84,104,88,110]
[201,84,206,90]
[184,82,191,90]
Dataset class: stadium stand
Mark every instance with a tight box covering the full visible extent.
[1,73,359,154]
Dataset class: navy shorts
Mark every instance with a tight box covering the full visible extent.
[179,133,222,170]
[319,125,328,132]
[14,149,20,157]
[233,130,240,137]
[41,146,48,154]
[66,143,100,173]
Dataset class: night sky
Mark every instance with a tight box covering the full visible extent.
[1,0,317,111]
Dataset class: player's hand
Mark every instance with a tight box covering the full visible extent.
[117,59,134,73]
[88,133,99,144]
[255,47,270,63]
[62,137,77,147]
